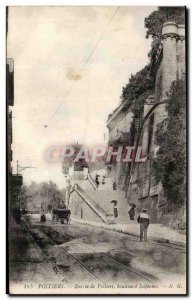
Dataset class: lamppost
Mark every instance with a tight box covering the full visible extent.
[16,160,36,175]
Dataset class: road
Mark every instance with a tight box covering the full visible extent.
[9,214,186,294]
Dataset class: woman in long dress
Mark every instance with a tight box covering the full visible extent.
[128,203,136,220]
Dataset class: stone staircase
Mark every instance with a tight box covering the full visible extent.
[69,168,137,225]
[73,184,108,223]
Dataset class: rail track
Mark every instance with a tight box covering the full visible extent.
[31,224,158,284]
[73,241,157,283]
[23,216,186,287]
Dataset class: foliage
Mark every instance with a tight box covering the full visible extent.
[121,65,154,139]
[61,142,85,174]
[131,90,152,117]
[121,7,185,141]
[155,119,168,145]
[61,142,105,174]
[118,8,186,210]
[122,64,153,106]
[144,7,185,60]
[153,79,186,209]
[20,181,66,211]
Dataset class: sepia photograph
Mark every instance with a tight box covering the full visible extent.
[6,5,187,295]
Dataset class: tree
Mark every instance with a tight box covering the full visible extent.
[20,184,29,208]
[121,65,154,140]
[20,181,66,212]
[121,64,154,106]
[39,181,65,209]
[62,142,85,175]
[144,7,185,60]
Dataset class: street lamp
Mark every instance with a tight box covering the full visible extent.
[16,160,36,175]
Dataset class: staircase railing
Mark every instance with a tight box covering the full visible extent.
[87,173,98,190]
[74,184,107,223]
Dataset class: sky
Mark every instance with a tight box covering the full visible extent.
[7,6,156,188]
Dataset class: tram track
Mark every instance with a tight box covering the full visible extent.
[56,245,105,284]
[73,241,157,283]
[26,224,106,284]
[35,224,157,284]
[22,217,186,287]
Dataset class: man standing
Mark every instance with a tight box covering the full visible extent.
[59,200,66,209]
[137,209,150,242]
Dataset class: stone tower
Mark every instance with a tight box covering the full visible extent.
[161,22,185,100]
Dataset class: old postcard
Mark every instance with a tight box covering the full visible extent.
[7,6,187,295]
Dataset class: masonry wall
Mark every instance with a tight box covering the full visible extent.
[162,37,177,99]
[106,22,185,225]
[177,38,185,77]
[155,61,163,103]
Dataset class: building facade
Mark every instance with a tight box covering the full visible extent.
[106,102,133,190]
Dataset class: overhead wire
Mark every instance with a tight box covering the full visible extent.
[44,6,119,128]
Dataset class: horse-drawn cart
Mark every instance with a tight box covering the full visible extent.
[52,208,71,224]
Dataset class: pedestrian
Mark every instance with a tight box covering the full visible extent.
[128,203,136,220]
[95,174,100,187]
[137,209,150,242]
[114,203,118,218]
[113,181,117,190]
[40,208,46,222]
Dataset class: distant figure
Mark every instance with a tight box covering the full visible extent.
[95,174,100,187]
[128,203,136,220]
[59,201,66,209]
[113,182,117,190]
[110,200,118,218]
[114,203,118,218]
[112,200,118,218]
[21,208,27,215]
[137,209,150,242]
[40,209,46,222]
[102,177,105,185]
